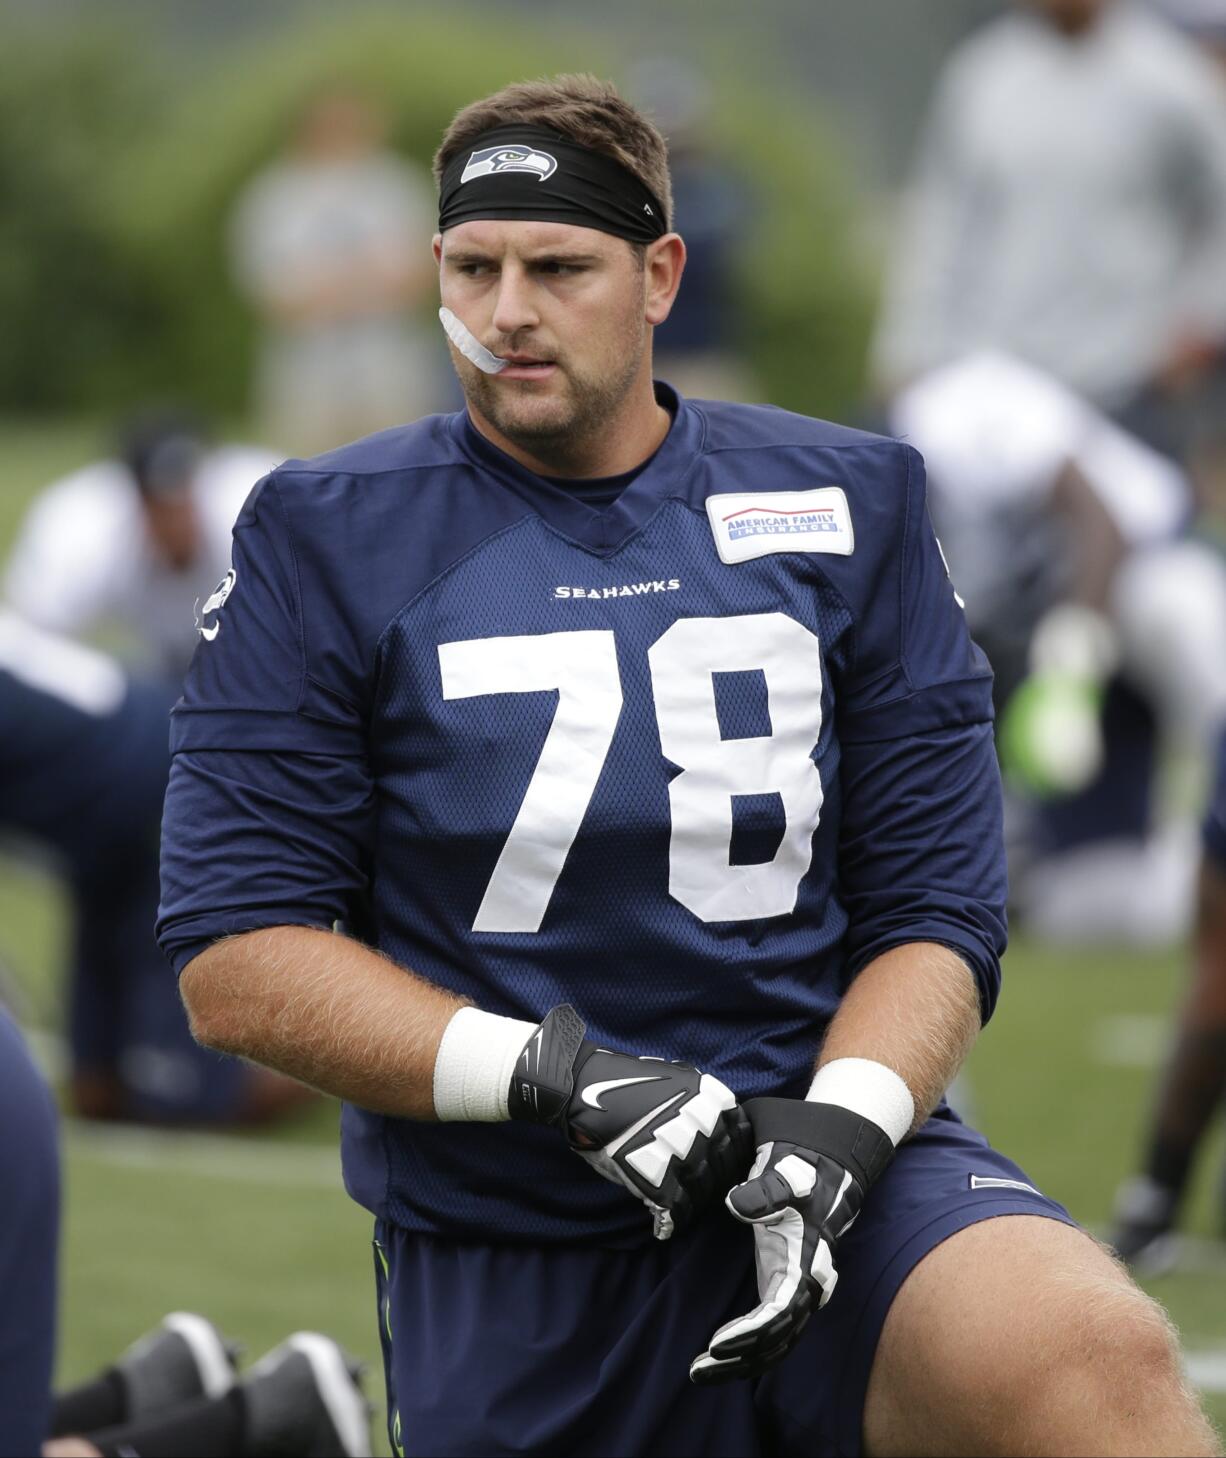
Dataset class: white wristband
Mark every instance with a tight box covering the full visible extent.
[805,1058,915,1148]
[432,1006,538,1122]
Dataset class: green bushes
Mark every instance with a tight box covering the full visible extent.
[4,8,873,420]
[0,22,162,410]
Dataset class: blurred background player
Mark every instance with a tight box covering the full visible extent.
[3,410,273,679]
[628,60,758,404]
[1111,725,1226,1269]
[872,0,1226,462]
[0,1003,59,1457]
[0,608,311,1124]
[891,351,1226,944]
[228,86,444,455]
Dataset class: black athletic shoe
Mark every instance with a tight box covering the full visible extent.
[116,1311,238,1418]
[1108,1175,1180,1274]
[242,1332,371,1457]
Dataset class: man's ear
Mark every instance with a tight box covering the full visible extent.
[645,234,687,327]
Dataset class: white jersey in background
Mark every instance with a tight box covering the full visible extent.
[892,351,1226,751]
[3,445,275,676]
[0,609,127,718]
[891,351,1190,547]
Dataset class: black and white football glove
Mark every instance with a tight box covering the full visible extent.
[689,1097,895,1383]
[508,1004,752,1240]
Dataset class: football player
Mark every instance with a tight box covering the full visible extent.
[0,611,309,1125]
[3,410,274,678]
[1111,726,1226,1268]
[0,1004,58,1455]
[159,76,1218,1455]
[891,351,1226,944]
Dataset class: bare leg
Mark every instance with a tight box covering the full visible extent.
[1143,862,1226,1190]
[863,1215,1219,1457]
[1112,858,1226,1262]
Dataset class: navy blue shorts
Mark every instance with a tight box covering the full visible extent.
[0,1010,59,1457]
[372,1107,1075,1457]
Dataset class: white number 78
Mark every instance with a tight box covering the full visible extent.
[438,615,824,933]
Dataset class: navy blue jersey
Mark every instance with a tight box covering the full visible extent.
[158,387,1007,1242]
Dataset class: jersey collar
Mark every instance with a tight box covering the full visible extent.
[451,381,706,556]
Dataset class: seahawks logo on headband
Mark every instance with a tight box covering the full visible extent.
[439,127,666,244]
[461,145,558,185]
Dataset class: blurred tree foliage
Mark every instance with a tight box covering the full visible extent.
[6,8,874,421]
[0,22,165,411]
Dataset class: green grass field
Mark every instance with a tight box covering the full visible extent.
[2,421,1224,1445]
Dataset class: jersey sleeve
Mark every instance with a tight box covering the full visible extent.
[836,444,1007,1021]
[157,474,374,974]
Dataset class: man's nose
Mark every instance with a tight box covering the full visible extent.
[490,266,540,338]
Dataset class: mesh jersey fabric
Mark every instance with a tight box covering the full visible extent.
[158,387,1006,1243]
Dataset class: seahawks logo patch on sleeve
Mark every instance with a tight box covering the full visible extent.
[196,567,236,643]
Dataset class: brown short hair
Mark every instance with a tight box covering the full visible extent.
[433,73,673,231]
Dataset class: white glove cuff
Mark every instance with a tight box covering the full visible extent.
[433,1006,538,1122]
[805,1058,914,1148]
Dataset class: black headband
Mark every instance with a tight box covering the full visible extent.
[438,125,667,244]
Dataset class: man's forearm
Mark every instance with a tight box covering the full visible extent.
[816,942,981,1134]
[179,926,465,1120]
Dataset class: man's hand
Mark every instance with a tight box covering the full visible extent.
[690,1097,895,1383]
[508,1004,751,1239]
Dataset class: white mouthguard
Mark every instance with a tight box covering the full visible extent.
[439,307,507,375]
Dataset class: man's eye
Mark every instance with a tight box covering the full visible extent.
[539,261,583,276]
[456,262,491,277]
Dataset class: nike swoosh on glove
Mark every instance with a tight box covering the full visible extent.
[508,1004,751,1240]
[689,1097,896,1383]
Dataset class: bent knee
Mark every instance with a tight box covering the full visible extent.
[1028,1276,1185,1423]
[997,1277,1216,1455]
[867,1220,1217,1456]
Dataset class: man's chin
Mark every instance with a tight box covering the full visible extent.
[484,395,576,446]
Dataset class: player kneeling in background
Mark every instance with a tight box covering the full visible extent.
[891,350,1226,947]
[2,410,274,681]
[0,612,311,1126]
[159,75,1219,1455]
